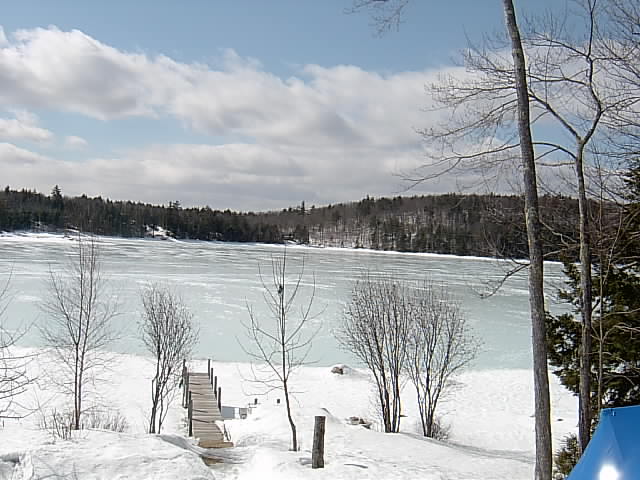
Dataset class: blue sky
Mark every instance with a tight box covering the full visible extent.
[0,1,559,210]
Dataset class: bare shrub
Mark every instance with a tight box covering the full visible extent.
[339,275,477,437]
[406,281,477,438]
[38,408,75,440]
[425,415,450,442]
[339,274,411,433]
[84,408,128,432]
[140,283,197,434]
[0,276,35,420]
[40,234,119,430]
[38,406,127,440]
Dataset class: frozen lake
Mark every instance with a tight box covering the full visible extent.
[0,233,567,369]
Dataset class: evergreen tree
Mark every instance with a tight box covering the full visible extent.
[546,163,640,412]
[546,262,640,409]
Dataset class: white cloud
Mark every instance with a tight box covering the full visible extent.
[64,135,88,149]
[0,142,58,191]
[0,27,159,119]
[0,142,48,164]
[0,140,486,211]
[0,26,518,209]
[0,26,449,148]
[0,109,53,142]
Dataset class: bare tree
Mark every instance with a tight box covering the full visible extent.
[349,0,410,34]
[241,248,318,451]
[350,1,554,475]
[406,281,477,438]
[601,0,640,156]
[431,1,640,452]
[520,1,614,451]
[140,284,198,434]
[0,276,34,419]
[502,3,553,477]
[487,0,640,452]
[40,234,118,430]
[339,274,412,433]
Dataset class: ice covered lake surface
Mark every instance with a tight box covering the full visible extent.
[0,232,568,369]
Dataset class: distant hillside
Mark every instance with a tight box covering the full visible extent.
[0,186,582,260]
[261,194,580,260]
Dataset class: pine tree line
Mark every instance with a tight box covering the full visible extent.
[0,185,588,260]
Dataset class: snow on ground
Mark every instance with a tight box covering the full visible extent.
[0,430,214,480]
[0,349,577,479]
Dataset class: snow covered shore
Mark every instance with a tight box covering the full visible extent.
[0,350,577,479]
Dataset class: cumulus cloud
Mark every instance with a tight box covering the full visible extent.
[64,135,88,149]
[0,109,53,142]
[0,26,507,209]
[0,27,158,119]
[0,140,470,211]
[0,26,446,146]
[0,142,48,165]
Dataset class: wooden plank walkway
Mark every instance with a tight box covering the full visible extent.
[183,363,233,449]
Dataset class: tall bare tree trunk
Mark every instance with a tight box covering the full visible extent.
[74,350,80,430]
[502,1,552,479]
[281,285,298,451]
[283,379,298,451]
[149,355,161,434]
[576,147,593,452]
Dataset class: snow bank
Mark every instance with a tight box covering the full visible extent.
[0,430,214,480]
[0,350,577,479]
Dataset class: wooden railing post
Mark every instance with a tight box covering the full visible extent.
[183,372,190,408]
[188,392,193,437]
[207,359,211,378]
[312,416,326,469]
[214,375,218,394]
[181,365,186,408]
[217,386,222,411]
[210,368,214,386]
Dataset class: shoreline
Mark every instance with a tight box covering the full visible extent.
[0,229,561,266]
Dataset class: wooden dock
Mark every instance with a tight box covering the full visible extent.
[182,361,233,449]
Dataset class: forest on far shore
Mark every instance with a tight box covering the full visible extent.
[0,185,587,260]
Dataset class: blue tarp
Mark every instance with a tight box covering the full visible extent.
[568,405,640,479]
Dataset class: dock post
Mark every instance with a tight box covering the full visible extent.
[207,359,211,378]
[214,375,218,393]
[217,386,222,411]
[210,368,214,386]
[312,416,326,468]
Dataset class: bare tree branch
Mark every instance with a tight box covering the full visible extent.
[240,247,321,451]
[40,233,119,430]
